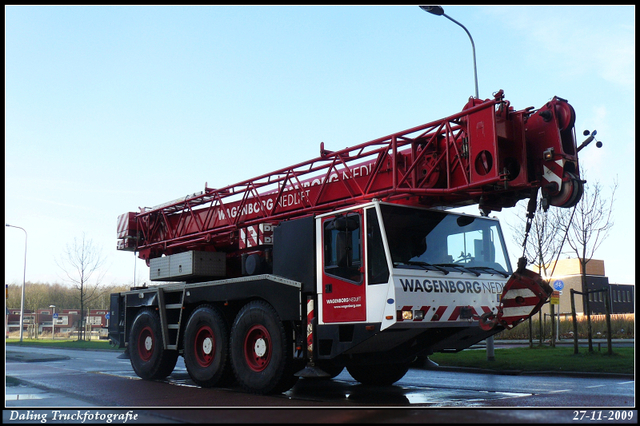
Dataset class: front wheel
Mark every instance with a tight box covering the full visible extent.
[347,361,410,386]
[230,300,298,394]
[129,309,178,380]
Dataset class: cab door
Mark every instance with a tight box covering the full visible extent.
[320,210,366,323]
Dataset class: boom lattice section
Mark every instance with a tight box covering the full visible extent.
[117,91,580,261]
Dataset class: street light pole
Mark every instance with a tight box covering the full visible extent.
[6,224,27,342]
[420,5,480,99]
[420,5,493,360]
[50,305,56,339]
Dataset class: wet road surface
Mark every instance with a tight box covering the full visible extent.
[5,345,636,423]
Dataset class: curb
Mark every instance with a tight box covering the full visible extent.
[6,350,71,362]
[419,363,635,380]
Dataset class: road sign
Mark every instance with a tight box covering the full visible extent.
[553,280,564,291]
[550,291,560,305]
[53,313,59,319]
[105,313,110,320]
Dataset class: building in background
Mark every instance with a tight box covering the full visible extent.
[6,259,632,336]
[6,308,110,339]
[537,259,634,316]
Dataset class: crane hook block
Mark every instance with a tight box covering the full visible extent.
[492,268,553,330]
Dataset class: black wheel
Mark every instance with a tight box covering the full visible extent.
[230,300,298,394]
[183,305,233,387]
[347,361,410,386]
[129,309,178,380]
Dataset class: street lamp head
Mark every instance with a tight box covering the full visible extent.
[419,4,479,99]
[420,5,445,16]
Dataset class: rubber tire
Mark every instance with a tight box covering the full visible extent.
[230,300,298,394]
[347,361,410,386]
[129,309,178,380]
[183,305,234,388]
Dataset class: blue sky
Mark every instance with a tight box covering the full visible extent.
[5,5,635,288]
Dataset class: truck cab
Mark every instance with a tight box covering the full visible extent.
[303,201,513,371]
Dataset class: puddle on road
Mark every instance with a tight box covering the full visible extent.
[101,369,533,406]
[286,378,533,406]
[402,388,531,406]
[165,376,199,388]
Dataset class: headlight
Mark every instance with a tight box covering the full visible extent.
[398,309,425,321]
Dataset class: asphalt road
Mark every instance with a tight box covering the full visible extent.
[4,343,636,424]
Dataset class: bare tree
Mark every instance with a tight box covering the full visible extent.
[56,234,108,340]
[24,283,51,313]
[562,177,617,271]
[6,283,23,311]
[509,195,568,278]
[508,194,571,346]
[558,175,617,352]
[7,282,131,312]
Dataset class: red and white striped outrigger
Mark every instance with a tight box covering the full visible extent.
[479,267,553,331]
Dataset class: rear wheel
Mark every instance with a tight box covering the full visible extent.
[347,361,410,386]
[230,300,298,394]
[183,305,233,387]
[129,309,178,380]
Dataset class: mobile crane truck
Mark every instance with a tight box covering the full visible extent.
[109,89,586,394]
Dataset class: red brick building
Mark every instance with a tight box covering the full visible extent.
[6,307,110,338]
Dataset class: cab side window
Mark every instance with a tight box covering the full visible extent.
[324,214,362,283]
[366,208,389,284]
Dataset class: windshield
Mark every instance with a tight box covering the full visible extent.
[380,204,512,275]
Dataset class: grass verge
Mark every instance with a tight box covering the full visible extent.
[6,376,24,387]
[428,345,634,375]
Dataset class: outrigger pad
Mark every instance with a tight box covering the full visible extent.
[294,364,331,378]
[494,268,553,330]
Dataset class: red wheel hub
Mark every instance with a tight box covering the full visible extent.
[138,325,155,362]
[243,325,272,372]
[194,325,216,368]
